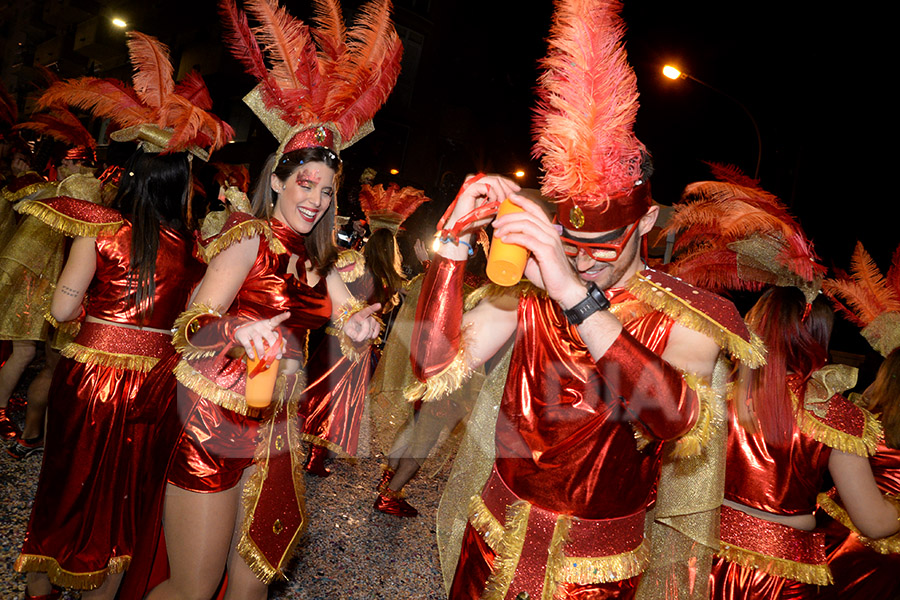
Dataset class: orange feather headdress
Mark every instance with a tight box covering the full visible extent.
[15,107,97,163]
[36,32,233,161]
[824,243,900,356]
[664,163,825,302]
[358,183,429,234]
[220,0,402,164]
[533,0,649,232]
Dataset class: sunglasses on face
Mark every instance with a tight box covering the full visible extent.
[560,220,640,262]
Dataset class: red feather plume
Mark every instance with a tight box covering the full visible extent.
[823,242,900,328]
[15,108,96,149]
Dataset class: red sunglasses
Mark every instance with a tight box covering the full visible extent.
[560,220,640,262]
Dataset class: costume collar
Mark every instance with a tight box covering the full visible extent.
[269,218,308,259]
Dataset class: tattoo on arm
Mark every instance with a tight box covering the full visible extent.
[59,285,83,298]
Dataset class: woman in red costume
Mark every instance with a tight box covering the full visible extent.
[302,184,427,477]
[709,287,900,599]
[13,30,232,598]
[145,1,400,597]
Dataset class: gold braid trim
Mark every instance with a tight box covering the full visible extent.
[203,218,285,262]
[171,303,223,360]
[628,272,766,368]
[818,493,900,554]
[558,540,650,585]
[300,432,351,459]
[795,394,882,458]
[14,553,131,590]
[716,543,832,585]
[332,297,381,362]
[173,359,250,416]
[237,374,308,583]
[542,515,571,600]
[668,374,719,459]
[478,499,531,600]
[403,327,474,403]
[60,342,158,372]
[336,249,366,282]
[17,200,122,237]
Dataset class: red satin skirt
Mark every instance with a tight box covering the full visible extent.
[166,389,259,493]
[817,532,900,600]
[300,340,376,456]
[709,556,815,600]
[16,325,172,589]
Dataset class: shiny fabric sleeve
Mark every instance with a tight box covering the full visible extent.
[596,329,699,441]
[410,254,466,382]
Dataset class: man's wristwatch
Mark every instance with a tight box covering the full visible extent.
[562,282,611,325]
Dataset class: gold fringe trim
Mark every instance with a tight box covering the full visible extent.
[2,179,54,203]
[44,310,82,338]
[628,272,766,368]
[14,553,131,590]
[669,374,718,459]
[464,280,543,312]
[203,218,284,262]
[300,432,351,459]
[332,297,381,362]
[716,543,832,585]
[171,303,224,360]
[173,359,250,416]
[818,493,900,554]
[558,540,651,585]
[60,342,159,372]
[403,331,474,403]
[469,495,507,554]
[479,499,531,600]
[336,249,366,282]
[795,391,881,457]
[17,200,122,238]
[543,515,571,600]
[237,374,308,583]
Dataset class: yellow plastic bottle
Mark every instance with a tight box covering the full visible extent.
[486,198,529,286]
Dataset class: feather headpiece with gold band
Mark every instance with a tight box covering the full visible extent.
[663,164,825,303]
[36,32,233,161]
[358,183,429,234]
[15,107,97,163]
[824,243,900,357]
[532,0,649,232]
[220,0,402,164]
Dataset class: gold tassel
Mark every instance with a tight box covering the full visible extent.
[60,342,158,372]
[202,218,284,262]
[14,553,131,590]
[628,272,767,368]
[716,543,832,585]
[481,500,531,600]
[17,199,123,238]
[558,540,650,584]
[171,303,224,360]
[335,249,366,283]
[173,359,249,415]
[818,493,900,554]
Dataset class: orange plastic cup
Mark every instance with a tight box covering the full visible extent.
[486,198,529,286]
[245,355,279,408]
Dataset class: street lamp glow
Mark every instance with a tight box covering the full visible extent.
[389,168,399,175]
[514,170,525,178]
[111,17,128,28]
[662,65,682,80]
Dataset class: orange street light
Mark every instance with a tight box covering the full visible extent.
[662,64,762,179]
[514,170,525,178]
[112,17,127,28]
[389,168,399,175]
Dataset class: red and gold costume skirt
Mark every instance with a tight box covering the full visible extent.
[709,505,831,600]
[15,322,172,589]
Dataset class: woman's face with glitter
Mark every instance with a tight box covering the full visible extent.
[271,161,335,234]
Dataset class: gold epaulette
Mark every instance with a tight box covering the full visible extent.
[202,213,285,262]
[1,172,54,203]
[797,365,881,457]
[335,249,366,283]
[17,197,122,238]
[628,270,766,367]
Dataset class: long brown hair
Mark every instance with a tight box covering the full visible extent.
[867,348,900,449]
[250,148,340,275]
[362,227,406,311]
[738,287,834,445]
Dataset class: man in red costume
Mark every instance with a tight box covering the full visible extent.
[407,2,763,598]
